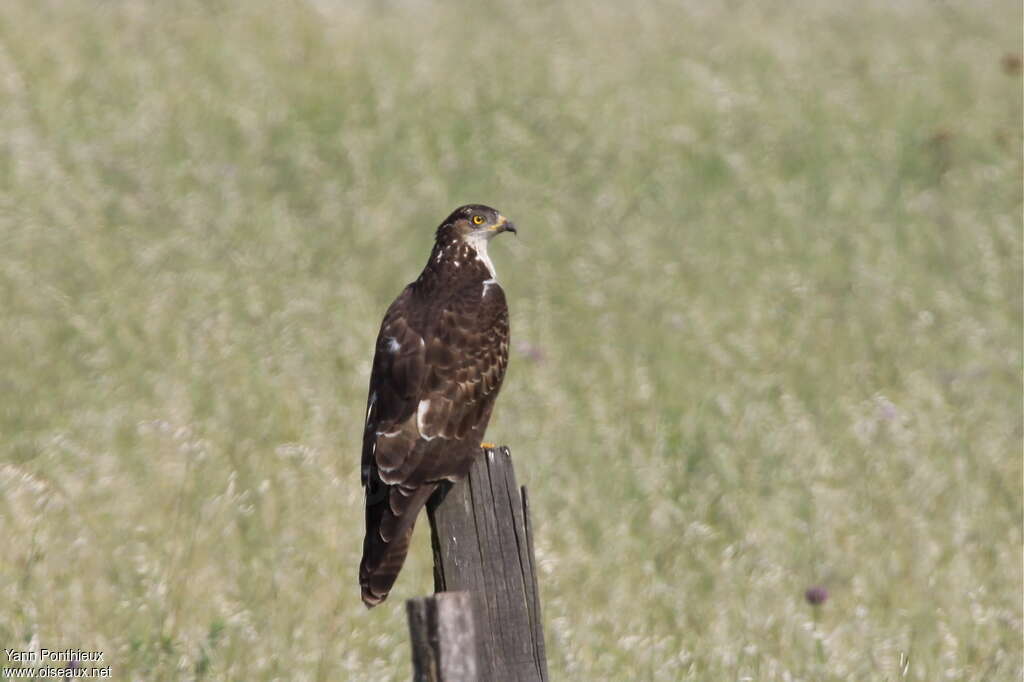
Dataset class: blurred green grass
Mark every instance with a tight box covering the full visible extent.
[0,0,1020,679]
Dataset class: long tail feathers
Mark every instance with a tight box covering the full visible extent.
[359,480,438,608]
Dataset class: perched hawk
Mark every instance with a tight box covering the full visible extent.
[359,204,516,607]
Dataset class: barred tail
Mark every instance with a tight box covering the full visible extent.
[359,478,438,607]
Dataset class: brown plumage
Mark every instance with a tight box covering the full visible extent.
[359,204,515,607]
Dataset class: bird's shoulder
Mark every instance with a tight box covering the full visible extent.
[404,275,507,327]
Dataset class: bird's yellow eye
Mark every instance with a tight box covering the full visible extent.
[472,215,485,225]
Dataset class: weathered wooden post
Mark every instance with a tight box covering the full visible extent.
[406,446,548,681]
[407,591,478,682]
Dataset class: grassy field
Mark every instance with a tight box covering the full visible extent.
[0,0,1021,679]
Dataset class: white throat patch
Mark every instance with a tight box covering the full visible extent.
[463,232,497,279]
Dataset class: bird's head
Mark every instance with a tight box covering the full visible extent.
[438,204,516,243]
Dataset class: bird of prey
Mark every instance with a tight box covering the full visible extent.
[359,204,516,607]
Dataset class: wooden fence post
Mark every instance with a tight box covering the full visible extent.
[423,446,549,682]
[407,591,478,682]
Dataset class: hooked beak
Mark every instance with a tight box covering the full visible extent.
[493,215,517,235]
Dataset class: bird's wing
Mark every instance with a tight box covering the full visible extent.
[360,286,426,488]
[362,283,509,487]
[415,283,510,444]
